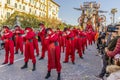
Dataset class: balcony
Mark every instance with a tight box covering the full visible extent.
[29,3,34,7]
[22,0,28,5]
[5,4,14,10]
[34,5,39,9]
[52,11,56,15]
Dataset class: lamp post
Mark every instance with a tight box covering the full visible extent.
[14,15,21,27]
[111,8,117,24]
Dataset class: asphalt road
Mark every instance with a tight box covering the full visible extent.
[0,43,103,80]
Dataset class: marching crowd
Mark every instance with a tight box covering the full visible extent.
[1,21,120,80]
[0,23,97,80]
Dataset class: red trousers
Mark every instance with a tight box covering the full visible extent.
[78,38,82,57]
[4,40,14,64]
[61,37,66,53]
[64,39,75,62]
[47,43,61,72]
[41,45,47,58]
[33,38,39,55]
[15,36,23,53]
[88,36,92,45]
[24,40,36,63]
[40,39,49,58]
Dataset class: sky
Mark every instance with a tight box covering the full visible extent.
[54,0,120,25]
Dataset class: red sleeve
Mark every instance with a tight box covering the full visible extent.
[49,33,58,42]
[25,32,35,40]
[20,29,24,34]
[1,36,5,40]
[107,38,120,57]
[4,31,13,39]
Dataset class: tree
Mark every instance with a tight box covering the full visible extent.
[1,11,76,30]
[1,11,62,29]
[1,11,43,28]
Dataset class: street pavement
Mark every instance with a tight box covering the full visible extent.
[0,43,103,80]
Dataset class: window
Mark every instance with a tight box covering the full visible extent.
[23,6,25,10]
[39,12,41,16]
[7,0,10,4]
[42,13,44,16]
[29,8,31,13]
[19,5,21,9]
[43,5,45,10]
[7,12,10,18]
[15,3,17,8]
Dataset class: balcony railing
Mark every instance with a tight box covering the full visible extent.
[5,4,14,9]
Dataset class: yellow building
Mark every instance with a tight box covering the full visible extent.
[0,0,60,22]
[47,0,60,19]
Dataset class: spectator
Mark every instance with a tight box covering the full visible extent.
[106,26,120,58]
[96,33,109,79]
[106,54,120,80]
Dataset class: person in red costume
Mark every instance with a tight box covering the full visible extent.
[1,26,14,65]
[39,29,49,60]
[87,30,93,45]
[63,28,75,64]
[38,23,45,45]
[84,31,88,48]
[21,27,36,71]
[14,25,24,54]
[81,31,88,54]
[56,28,62,52]
[61,30,67,53]
[32,29,40,57]
[77,30,84,58]
[45,28,61,80]
[73,28,78,52]
[38,23,46,60]
[86,23,94,31]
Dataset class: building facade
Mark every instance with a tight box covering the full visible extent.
[0,0,60,22]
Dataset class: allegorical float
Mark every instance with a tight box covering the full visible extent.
[74,1,107,31]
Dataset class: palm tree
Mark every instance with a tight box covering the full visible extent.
[111,8,117,24]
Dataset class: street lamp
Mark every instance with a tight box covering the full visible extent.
[14,15,21,27]
[111,8,117,24]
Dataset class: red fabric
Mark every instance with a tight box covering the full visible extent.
[14,29,24,53]
[61,32,67,53]
[38,27,45,45]
[64,31,75,62]
[87,31,93,45]
[41,36,49,58]
[56,30,62,52]
[107,38,120,58]
[23,31,36,63]
[78,37,82,57]
[82,32,88,50]
[83,32,88,48]
[47,33,61,72]
[86,24,94,31]
[33,32,39,55]
[1,30,14,64]
[74,36,78,50]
